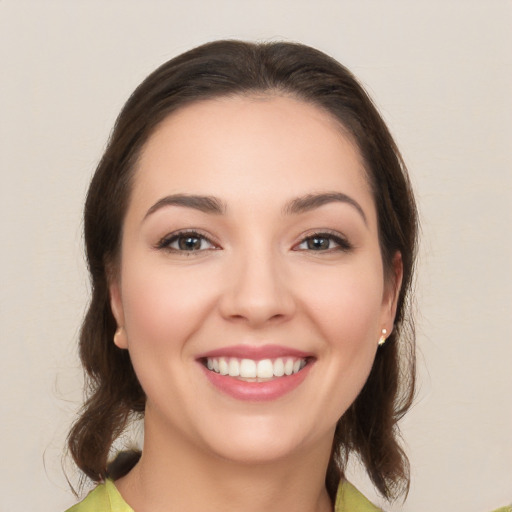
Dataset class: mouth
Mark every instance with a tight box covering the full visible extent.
[197,345,314,401]
[202,356,309,382]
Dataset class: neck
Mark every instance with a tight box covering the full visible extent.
[115,414,334,512]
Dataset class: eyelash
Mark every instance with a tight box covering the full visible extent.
[156,230,352,254]
[156,230,218,253]
[294,231,353,253]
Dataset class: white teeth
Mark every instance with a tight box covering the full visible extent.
[240,359,257,378]
[219,357,229,375]
[228,358,240,377]
[273,358,285,377]
[205,356,307,379]
[257,359,274,379]
[284,358,294,376]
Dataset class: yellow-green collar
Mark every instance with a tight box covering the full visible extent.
[67,478,380,512]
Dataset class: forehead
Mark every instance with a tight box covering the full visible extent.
[131,94,373,216]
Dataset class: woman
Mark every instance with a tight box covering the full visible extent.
[66,40,418,512]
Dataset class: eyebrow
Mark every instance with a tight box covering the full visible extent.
[144,191,367,225]
[283,192,368,225]
[144,194,226,219]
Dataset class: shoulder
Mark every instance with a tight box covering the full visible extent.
[65,480,133,512]
[335,481,382,512]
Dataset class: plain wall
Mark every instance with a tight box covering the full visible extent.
[0,1,510,510]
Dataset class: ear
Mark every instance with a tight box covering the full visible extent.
[381,251,404,334]
[109,280,128,349]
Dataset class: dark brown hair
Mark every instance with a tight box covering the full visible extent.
[68,39,417,502]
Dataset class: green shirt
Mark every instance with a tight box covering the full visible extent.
[66,478,380,512]
[66,479,512,512]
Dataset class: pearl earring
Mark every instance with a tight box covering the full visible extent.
[378,328,387,346]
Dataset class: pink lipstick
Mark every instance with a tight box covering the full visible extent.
[197,345,314,402]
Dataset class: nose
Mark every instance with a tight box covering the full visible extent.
[218,247,296,327]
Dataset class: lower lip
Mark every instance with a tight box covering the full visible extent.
[200,362,312,402]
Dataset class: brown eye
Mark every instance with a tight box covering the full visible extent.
[178,234,203,251]
[157,231,217,252]
[295,232,352,252]
[306,236,331,250]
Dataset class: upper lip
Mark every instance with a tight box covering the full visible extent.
[196,344,313,360]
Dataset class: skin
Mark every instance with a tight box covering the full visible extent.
[109,95,402,512]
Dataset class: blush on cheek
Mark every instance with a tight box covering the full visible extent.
[121,264,218,351]
[309,277,382,339]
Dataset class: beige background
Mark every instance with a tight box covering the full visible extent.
[1,1,511,510]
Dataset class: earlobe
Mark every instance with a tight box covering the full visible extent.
[113,326,128,349]
[378,328,388,346]
[109,281,128,349]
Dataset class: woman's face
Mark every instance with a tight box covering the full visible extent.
[110,95,401,464]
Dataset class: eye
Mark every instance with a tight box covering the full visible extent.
[156,230,218,253]
[295,232,352,252]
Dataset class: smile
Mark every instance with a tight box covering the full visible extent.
[198,345,314,401]
[205,357,307,381]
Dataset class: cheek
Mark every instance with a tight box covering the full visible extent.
[298,264,384,345]
[120,259,219,353]
[296,263,383,408]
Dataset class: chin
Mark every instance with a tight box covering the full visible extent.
[210,437,301,465]
[196,415,323,466]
